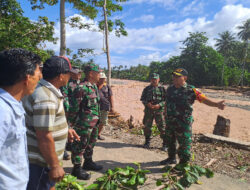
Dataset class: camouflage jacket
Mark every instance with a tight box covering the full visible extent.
[140,84,166,112]
[166,83,206,123]
[69,79,100,128]
[60,79,80,114]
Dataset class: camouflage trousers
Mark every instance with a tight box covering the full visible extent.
[143,108,166,144]
[165,117,192,163]
[71,124,99,165]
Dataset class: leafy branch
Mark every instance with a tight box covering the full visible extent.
[86,162,150,190]
[155,163,214,190]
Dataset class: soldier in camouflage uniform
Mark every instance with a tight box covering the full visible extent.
[140,73,167,151]
[69,63,103,180]
[160,68,225,165]
[61,68,82,119]
[60,68,82,160]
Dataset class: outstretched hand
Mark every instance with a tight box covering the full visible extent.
[217,100,226,110]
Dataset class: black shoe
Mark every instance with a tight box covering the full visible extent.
[143,142,150,149]
[63,151,70,160]
[159,158,177,165]
[143,138,150,149]
[83,159,103,171]
[98,135,105,140]
[71,165,91,180]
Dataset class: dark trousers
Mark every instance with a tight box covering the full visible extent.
[27,163,55,190]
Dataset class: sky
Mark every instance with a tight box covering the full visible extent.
[17,0,250,69]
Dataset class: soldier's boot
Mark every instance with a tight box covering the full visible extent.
[159,157,177,165]
[143,137,150,149]
[83,158,103,171]
[71,164,91,180]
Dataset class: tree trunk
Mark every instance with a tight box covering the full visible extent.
[103,0,111,86]
[60,0,66,56]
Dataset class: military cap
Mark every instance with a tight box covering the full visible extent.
[172,68,188,76]
[151,73,159,79]
[84,63,102,73]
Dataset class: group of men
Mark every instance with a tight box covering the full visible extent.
[141,69,225,165]
[0,49,113,190]
[0,48,225,190]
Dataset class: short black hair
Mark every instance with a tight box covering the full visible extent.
[0,48,41,86]
[42,56,71,80]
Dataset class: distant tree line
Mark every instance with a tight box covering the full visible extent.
[111,19,250,87]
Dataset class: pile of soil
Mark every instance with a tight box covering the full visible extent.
[102,116,250,182]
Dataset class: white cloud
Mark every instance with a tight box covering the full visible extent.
[112,4,250,53]
[132,14,155,23]
[45,5,250,67]
[182,0,205,16]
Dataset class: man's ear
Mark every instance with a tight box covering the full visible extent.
[184,76,188,81]
[24,75,30,86]
[58,74,64,81]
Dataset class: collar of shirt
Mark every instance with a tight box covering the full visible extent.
[39,79,63,98]
[0,88,25,116]
[84,79,96,88]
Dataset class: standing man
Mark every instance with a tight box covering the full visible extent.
[70,63,103,180]
[97,72,114,140]
[0,48,42,190]
[23,56,80,190]
[61,68,82,160]
[160,68,225,165]
[140,73,167,151]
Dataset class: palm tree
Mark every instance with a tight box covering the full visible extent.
[215,31,235,86]
[237,19,250,86]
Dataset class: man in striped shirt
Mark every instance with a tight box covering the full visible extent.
[23,56,79,190]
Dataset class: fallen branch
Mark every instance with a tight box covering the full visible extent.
[204,158,217,167]
[153,184,166,190]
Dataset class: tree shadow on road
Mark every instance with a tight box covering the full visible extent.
[96,141,142,149]
[63,159,165,175]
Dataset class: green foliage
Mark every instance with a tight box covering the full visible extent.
[95,0,128,38]
[56,174,87,190]
[111,64,150,81]
[86,162,150,190]
[29,0,98,19]
[156,163,214,190]
[151,125,160,137]
[0,0,57,61]
[112,28,249,86]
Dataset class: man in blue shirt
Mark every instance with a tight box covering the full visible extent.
[0,48,42,190]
